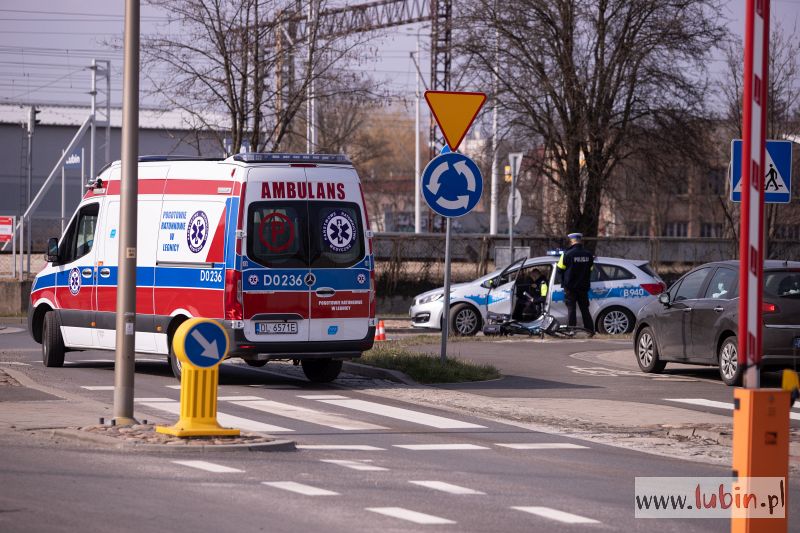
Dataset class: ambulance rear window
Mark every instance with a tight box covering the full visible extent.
[247,202,307,269]
[246,200,365,269]
[309,201,365,269]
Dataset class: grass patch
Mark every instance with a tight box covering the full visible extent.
[360,342,500,384]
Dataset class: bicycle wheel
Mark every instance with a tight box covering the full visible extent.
[550,326,594,339]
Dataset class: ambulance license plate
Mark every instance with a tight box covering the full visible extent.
[255,321,297,335]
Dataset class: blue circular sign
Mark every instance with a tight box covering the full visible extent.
[182,321,229,368]
[421,152,483,218]
[322,210,355,253]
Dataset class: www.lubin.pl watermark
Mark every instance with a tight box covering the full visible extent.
[635,477,786,519]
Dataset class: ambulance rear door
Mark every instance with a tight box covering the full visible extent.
[241,167,310,342]
[305,166,371,342]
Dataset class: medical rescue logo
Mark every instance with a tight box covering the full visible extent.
[248,274,259,286]
[323,210,355,253]
[68,267,81,296]
[187,211,209,253]
[357,273,366,284]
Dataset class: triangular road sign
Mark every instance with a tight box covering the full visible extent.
[425,91,486,151]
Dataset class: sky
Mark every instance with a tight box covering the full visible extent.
[0,0,798,110]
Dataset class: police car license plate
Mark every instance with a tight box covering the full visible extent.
[255,321,297,335]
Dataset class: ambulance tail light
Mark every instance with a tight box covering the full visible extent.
[225,270,243,320]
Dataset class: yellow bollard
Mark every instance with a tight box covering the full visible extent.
[156,318,239,437]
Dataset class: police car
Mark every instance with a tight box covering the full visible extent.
[28,153,376,383]
[410,256,665,336]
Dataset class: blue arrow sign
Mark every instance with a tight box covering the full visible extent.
[421,152,483,218]
[182,321,229,368]
[730,140,793,203]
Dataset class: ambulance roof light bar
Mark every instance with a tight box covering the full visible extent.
[232,153,351,164]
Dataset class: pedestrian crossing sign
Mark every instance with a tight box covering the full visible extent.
[730,139,793,203]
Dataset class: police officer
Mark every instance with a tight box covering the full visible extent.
[556,232,594,334]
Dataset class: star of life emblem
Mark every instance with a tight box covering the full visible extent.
[68,267,81,296]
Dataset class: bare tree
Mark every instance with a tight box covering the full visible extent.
[459,0,726,238]
[142,0,378,154]
[718,23,800,256]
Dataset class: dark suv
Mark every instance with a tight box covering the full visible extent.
[633,260,800,385]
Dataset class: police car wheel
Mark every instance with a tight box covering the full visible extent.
[598,307,635,335]
[301,358,342,383]
[245,359,268,367]
[450,304,481,336]
[42,312,65,368]
[636,327,666,373]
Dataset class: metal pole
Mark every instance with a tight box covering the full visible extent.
[90,59,97,181]
[509,169,515,262]
[61,150,65,233]
[113,0,140,425]
[26,109,32,276]
[306,0,314,153]
[12,216,16,279]
[80,147,85,196]
[440,217,451,363]
[104,60,111,165]
[18,217,23,281]
[414,34,421,234]
[490,12,499,235]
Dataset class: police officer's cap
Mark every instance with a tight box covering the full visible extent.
[567,232,583,240]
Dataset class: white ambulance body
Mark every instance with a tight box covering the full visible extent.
[28,153,376,382]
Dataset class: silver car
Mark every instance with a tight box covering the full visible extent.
[409,255,665,336]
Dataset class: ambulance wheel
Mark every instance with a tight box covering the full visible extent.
[301,358,342,383]
[42,312,65,368]
[168,347,182,380]
[245,359,268,367]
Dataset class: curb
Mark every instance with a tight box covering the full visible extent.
[342,361,417,385]
[48,428,296,453]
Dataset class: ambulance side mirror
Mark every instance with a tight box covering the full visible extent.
[46,237,60,264]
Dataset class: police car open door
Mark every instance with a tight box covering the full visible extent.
[486,256,527,318]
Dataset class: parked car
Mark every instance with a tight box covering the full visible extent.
[409,255,665,336]
[634,260,800,385]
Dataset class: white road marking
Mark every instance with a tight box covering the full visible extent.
[139,401,293,432]
[393,444,489,451]
[165,385,182,390]
[318,399,486,429]
[172,460,243,473]
[512,506,600,524]
[665,398,800,421]
[366,507,455,525]
[136,358,163,362]
[409,481,484,495]
[74,359,114,363]
[134,397,175,402]
[248,384,300,389]
[217,396,264,401]
[0,361,30,366]
[262,481,339,496]
[297,394,349,400]
[320,459,388,471]
[81,386,115,391]
[296,445,385,451]
[230,399,387,431]
[496,443,589,450]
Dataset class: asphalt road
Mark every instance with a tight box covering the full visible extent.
[1,325,797,532]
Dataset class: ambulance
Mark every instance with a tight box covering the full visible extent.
[28,153,376,382]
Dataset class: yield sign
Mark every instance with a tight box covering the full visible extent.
[425,91,487,151]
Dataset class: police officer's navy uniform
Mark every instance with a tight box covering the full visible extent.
[557,234,595,333]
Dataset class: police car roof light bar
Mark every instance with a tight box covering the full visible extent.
[232,153,351,164]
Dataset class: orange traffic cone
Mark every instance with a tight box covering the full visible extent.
[374,320,387,342]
